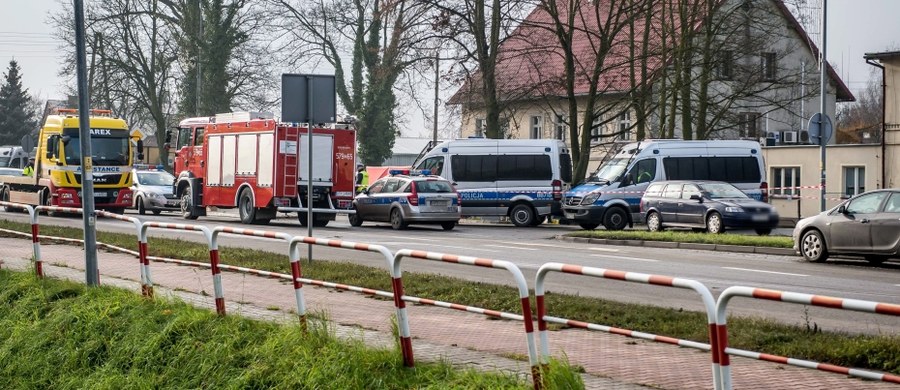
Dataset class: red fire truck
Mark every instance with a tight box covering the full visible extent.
[169,112,357,226]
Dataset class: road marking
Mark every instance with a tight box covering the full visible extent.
[484,244,538,251]
[414,244,501,253]
[499,241,563,248]
[722,267,808,277]
[590,254,658,262]
[382,236,439,242]
[586,247,620,252]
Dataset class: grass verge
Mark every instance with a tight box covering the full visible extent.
[567,229,794,248]
[0,269,561,389]
[0,219,897,375]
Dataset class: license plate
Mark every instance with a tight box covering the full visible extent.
[167,201,179,206]
[565,212,575,220]
[430,200,449,207]
[94,191,108,197]
[752,214,768,222]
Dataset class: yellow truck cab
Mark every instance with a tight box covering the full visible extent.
[0,108,140,212]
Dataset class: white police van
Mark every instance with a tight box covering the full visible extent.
[0,145,27,168]
[413,139,573,227]
[562,140,767,230]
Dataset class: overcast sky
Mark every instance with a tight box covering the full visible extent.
[2,0,898,136]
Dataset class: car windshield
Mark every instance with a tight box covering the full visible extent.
[63,134,130,165]
[588,158,629,183]
[0,157,10,166]
[137,172,174,186]
[700,183,749,199]
[415,180,454,193]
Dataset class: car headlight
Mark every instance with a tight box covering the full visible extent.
[147,192,161,198]
[725,206,742,213]
[581,193,600,205]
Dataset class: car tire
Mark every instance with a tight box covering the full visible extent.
[755,228,772,236]
[238,190,257,224]
[441,221,456,231]
[800,229,829,263]
[137,196,146,215]
[510,204,535,227]
[646,211,662,232]
[705,212,723,234]
[312,218,329,228]
[348,206,363,227]
[390,208,408,230]
[180,186,199,220]
[579,222,600,230]
[603,207,628,231]
[530,215,546,226]
[865,255,889,264]
[152,210,162,215]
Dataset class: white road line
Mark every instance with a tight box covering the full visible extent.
[484,244,539,251]
[382,236,439,242]
[722,267,808,277]
[499,241,564,248]
[590,254,659,262]
[388,244,501,253]
[586,247,620,252]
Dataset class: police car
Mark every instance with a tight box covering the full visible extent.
[131,165,178,215]
[349,169,461,230]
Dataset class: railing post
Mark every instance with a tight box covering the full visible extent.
[27,205,41,277]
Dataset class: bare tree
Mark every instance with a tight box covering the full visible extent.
[836,69,882,144]
[271,0,437,165]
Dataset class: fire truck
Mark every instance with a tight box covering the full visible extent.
[0,108,139,212]
[169,112,357,226]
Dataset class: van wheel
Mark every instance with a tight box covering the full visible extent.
[510,204,535,227]
[390,208,408,230]
[530,215,546,226]
[646,212,662,232]
[238,190,259,224]
[579,222,600,230]
[603,207,628,231]
[706,212,723,234]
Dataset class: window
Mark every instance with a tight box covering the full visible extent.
[761,52,776,81]
[738,112,760,138]
[530,115,544,139]
[451,155,497,182]
[193,128,205,146]
[417,156,445,177]
[475,118,485,137]
[662,184,683,199]
[368,179,387,194]
[718,50,734,80]
[662,157,762,183]
[590,115,602,140]
[177,127,192,149]
[843,166,865,197]
[682,184,702,200]
[617,112,632,140]
[555,114,567,141]
[628,158,657,185]
[645,183,666,197]
[497,155,552,180]
[771,167,800,196]
[885,193,900,213]
[382,178,402,193]
[845,191,887,214]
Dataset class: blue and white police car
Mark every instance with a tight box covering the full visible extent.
[349,169,461,230]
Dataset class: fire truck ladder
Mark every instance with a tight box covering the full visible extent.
[283,126,299,197]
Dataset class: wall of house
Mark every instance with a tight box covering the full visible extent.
[762,144,881,221]
[881,57,900,188]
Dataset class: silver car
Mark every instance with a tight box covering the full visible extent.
[349,172,461,230]
[132,169,178,215]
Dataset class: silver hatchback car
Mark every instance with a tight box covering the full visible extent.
[132,169,178,215]
[349,170,461,230]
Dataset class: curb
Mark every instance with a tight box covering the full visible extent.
[558,236,797,256]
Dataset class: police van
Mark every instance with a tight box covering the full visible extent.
[0,145,27,168]
[562,140,767,230]
[413,139,573,227]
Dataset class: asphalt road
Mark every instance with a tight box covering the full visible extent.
[2,208,897,335]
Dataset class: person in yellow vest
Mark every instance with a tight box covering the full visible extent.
[355,164,368,194]
[22,157,35,177]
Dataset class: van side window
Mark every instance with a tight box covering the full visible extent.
[497,155,552,180]
[451,155,498,182]
[663,157,761,183]
[418,156,445,176]
[627,159,656,185]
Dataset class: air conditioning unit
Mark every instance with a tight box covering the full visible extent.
[765,131,780,146]
[782,131,798,144]
[799,130,810,144]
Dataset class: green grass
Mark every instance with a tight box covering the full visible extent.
[567,229,794,248]
[1,219,897,375]
[0,270,560,389]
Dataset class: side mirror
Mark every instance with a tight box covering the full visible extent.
[838,205,847,214]
[690,194,703,202]
[46,135,58,159]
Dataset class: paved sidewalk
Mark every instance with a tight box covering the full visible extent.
[0,236,893,389]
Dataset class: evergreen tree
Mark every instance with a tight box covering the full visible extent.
[0,60,38,146]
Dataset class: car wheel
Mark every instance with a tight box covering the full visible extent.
[441,221,456,231]
[646,211,662,232]
[603,207,628,231]
[152,210,162,215]
[510,204,535,227]
[800,229,829,263]
[755,228,772,236]
[579,222,600,230]
[238,190,257,224]
[390,208,407,230]
[180,186,199,220]
[705,212,723,234]
[348,206,363,227]
[865,255,889,264]
[137,196,146,215]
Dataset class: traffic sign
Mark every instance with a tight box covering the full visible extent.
[807,113,833,145]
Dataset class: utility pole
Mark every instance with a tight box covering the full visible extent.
[196,0,203,116]
[818,0,827,212]
[74,0,100,286]
[433,53,439,143]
